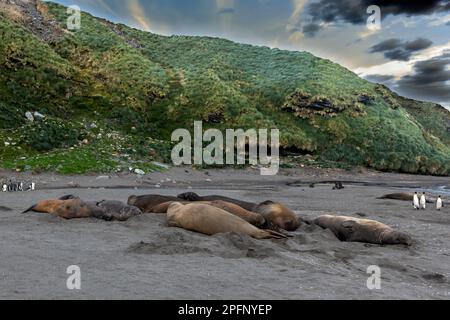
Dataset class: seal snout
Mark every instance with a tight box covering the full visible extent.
[401,234,414,246]
[283,219,300,232]
[387,230,413,246]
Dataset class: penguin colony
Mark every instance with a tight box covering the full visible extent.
[412,192,444,211]
[1,179,35,192]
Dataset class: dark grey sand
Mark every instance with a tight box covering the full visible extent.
[0,167,449,300]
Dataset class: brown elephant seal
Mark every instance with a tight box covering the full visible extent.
[22,198,109,220]
[378,193,434,204]
[149,200,266,228]
[22,195,139,221]
[255,201,300,232]
[127,194,180,212]
[97,200,142,221]
[313,215,413,246]
[201,200,265,227]
[177,192,255,210]
[166,202,287,240]
[177,192,300,231]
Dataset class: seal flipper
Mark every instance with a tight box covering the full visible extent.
[340,220,358,241]
[264,221,293,237]
[22,205,36,214]
[264,229,289,239]
[342,220,357,231]
[177,192,201,201]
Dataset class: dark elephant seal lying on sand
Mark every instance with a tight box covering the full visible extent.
[127,194,180,213]
[177,192,300,231]
[314,215,413,246]
[23,196,141,221]
[166,202,287,240]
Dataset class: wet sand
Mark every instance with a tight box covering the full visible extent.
[0,167,449,299]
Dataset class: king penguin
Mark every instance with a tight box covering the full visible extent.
[420,192,427,210]
[436,196,443,211]
[413,192,420,210]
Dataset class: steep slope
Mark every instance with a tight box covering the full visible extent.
[0,0,449,174]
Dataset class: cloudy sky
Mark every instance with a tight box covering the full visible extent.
[50,0,450,108]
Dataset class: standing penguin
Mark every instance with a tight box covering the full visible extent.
[436,196,443,211]
[420,192,427,210]
[18,182,23,192]
[31,182,36,191]
[1,182,7,192]
[413,192,420,210]
[7,180,12,192]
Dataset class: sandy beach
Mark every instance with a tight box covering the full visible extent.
[0,167,449,300]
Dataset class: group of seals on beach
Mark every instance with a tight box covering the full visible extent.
[21,192,412,245]
[128,192,300,232]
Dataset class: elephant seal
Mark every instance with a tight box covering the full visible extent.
[378,193,434,204]
[22,198,108,220]
[97,200,142,221]
[22,195,140,221]
[150,200,266,228]
[177,192,300,231]
[313,215,413,246]
[166,202,287,240]
[127,194,180,213]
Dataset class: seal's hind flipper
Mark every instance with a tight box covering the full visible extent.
[264,229,289,239]
[264,221,293,237]
[177,192,201,201]
[22,205,36,214]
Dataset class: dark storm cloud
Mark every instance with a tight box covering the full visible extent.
[404,38,434,51]
[396,52,450,103]
[302,23,322,37]
[370,38,403,52]
[369,38,433,61]
[306,0,450,25]
[383,49,411,61]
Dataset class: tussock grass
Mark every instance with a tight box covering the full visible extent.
[0,2,449,175]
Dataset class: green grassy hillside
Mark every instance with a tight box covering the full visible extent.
[1,0,449,175]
